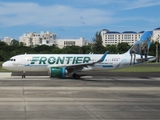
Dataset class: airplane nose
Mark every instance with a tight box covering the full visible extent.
[2,62,7,68]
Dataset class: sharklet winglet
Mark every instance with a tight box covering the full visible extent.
[97,51,108,63]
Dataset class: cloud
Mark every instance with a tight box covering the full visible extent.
[114,16,156,23]
[123,0,160,10]
[71,0,125,5]
[0,2,113,27]
[78,0,160,10]
[0,1,159,28]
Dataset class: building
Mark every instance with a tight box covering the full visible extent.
[19,31,89,48]
[152,27,160,42]
[101,28,160,46]
[101,29,142,46]
[1,37,13,45]
[19,31,57,46]
[56,37,88,48]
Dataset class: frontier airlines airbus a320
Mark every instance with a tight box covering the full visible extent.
[2,31,156,79]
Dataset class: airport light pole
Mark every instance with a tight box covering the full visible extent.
[156,43,158,63]
[156,36,160,63]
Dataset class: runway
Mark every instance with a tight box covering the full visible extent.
[0,75,160,120]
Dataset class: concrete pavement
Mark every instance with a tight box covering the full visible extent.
[0,74,160,119]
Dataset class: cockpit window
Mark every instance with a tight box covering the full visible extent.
[9,59,16,61]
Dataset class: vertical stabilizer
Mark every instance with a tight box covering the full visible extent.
[127,31,153,54]
[138,31,153,49]
[127,31,153,65]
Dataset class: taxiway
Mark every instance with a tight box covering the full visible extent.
[0,73,160,120]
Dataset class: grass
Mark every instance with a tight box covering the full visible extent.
[109,66,160,72]
[0,61,160,72]
[0,68,11,72]
[94,63,160,72]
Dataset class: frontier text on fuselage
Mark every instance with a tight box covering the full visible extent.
[30,56,91,65]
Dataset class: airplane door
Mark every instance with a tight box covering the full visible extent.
[22,54,31,71]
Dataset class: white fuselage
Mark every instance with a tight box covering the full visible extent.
[2,52,147,72]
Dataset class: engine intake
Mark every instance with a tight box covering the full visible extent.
[49,67,67,78]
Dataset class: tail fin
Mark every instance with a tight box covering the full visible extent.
[138,31,153,49]
[127,31,154,65]
[127,31,153,55]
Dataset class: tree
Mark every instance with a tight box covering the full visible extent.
[81,44,92,54]
[106,45,118,54]
[149,41,160,56]
[10,39,19,47]
[92,31,105,53]
[117,42,131,53]
[62,46,82,54]
[34,45,52,53]
[19,42,25,47]
[0,41,8,47]
[50,45,62,54]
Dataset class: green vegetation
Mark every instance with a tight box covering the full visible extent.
[92,31,105,53]
[0,67,11,72]
[0,40,159,61]
[109,65,160,72]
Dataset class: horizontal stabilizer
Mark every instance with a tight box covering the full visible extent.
[136,56,156,62]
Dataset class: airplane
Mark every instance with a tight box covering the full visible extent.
[2,31,156,79]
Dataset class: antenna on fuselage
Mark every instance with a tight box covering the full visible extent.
[89,52,93,54]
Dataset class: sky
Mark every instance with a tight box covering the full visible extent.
[0,0,160,41]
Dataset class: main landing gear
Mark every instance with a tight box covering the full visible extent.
[22,71,26,78]
[72,73,80,79]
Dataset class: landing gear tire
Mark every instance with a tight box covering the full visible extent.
[72,73,80,79]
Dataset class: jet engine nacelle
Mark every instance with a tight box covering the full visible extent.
[49,67,68,78]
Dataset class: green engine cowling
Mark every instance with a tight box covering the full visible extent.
[49,67,68,78]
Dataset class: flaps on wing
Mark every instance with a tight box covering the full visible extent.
[48,62,89,68]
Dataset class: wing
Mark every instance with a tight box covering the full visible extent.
[48,51,108,73]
